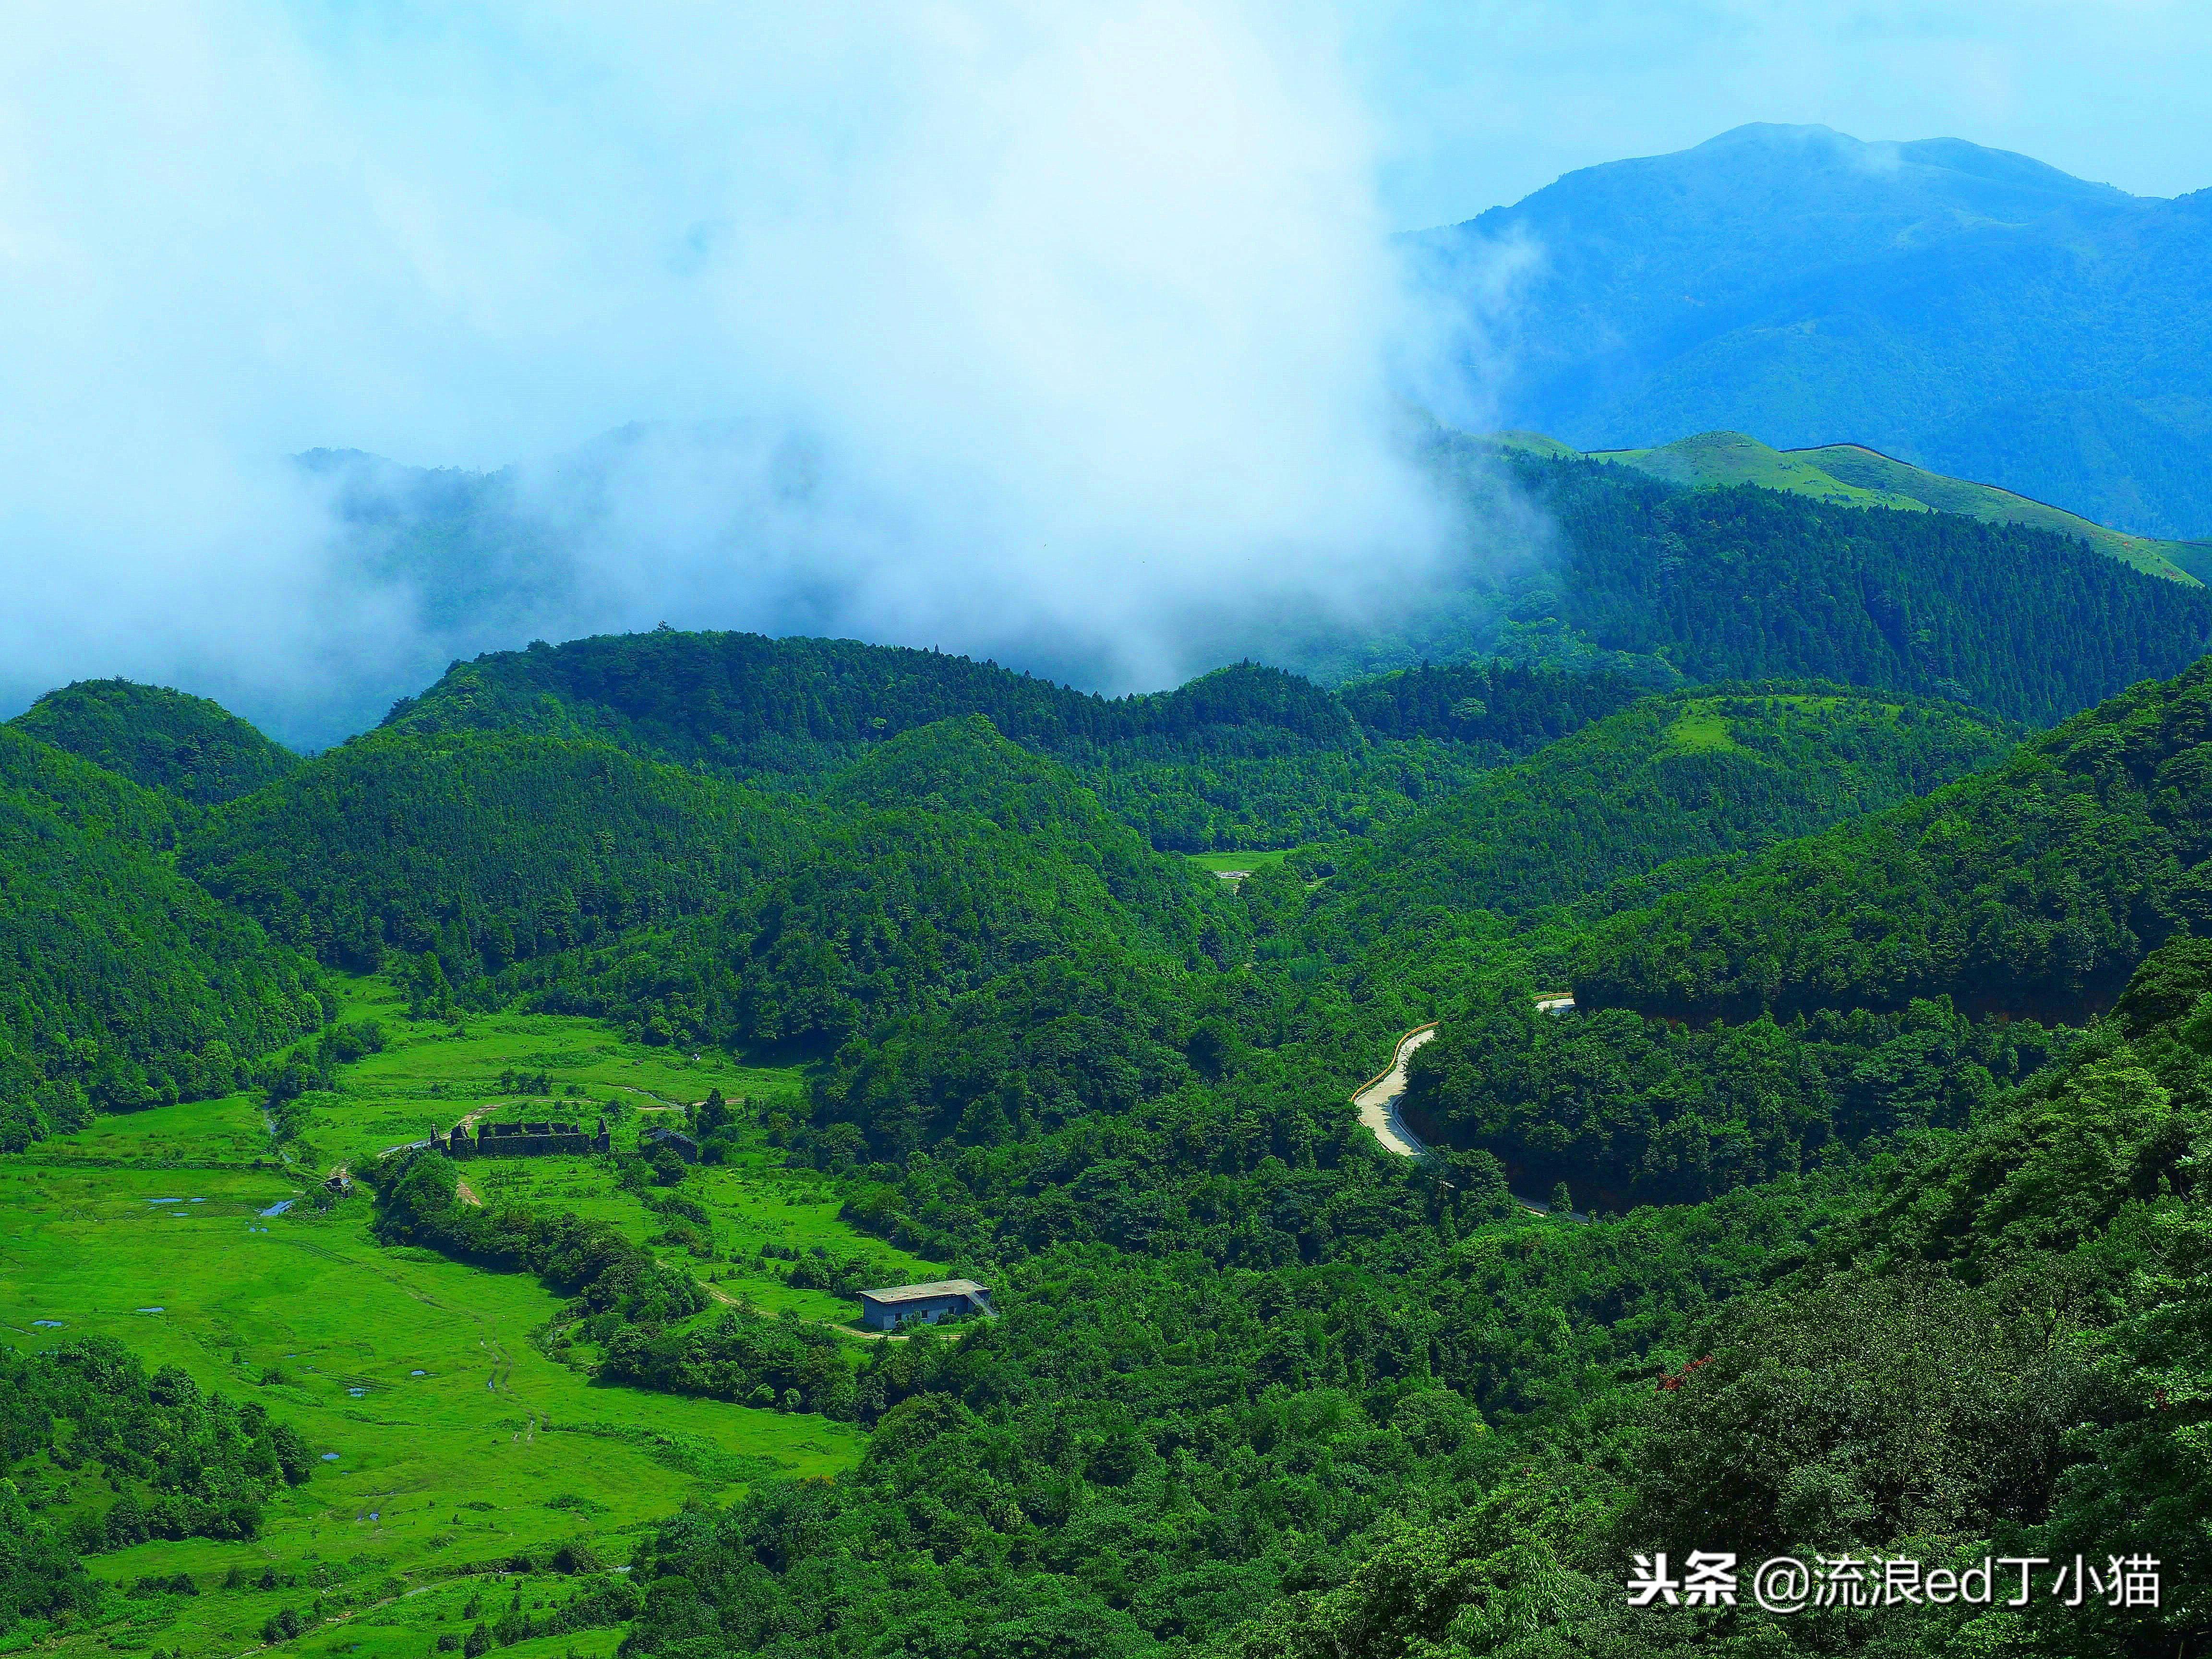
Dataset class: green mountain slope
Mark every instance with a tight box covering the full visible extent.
[1472,445,2212,727]
[1417,121,2212,537]
[181,713,1241,1065]
[180,729,809,975]
[0,726,321,1142]
[12,678,303,805]
[1528,428,2202,583]
[382,631,1652,850]
[505,717,1244,1061]
[1312,681,2018,923]
[1568,655,2212,1024]
[14,638,2212,1659]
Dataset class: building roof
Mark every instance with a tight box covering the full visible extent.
[857,1279,991,1305]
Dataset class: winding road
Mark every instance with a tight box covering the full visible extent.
[1354,1022,1588,1221]
[1352,1024,1437,1157]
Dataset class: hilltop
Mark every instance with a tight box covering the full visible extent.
[12,678,303,805]
[1490,428,2210,584]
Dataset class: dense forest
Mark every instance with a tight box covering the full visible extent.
[358,444,2212,855]
[1524,457,2212,726]
[0,727,323,1146]
[11,679,302,806]
[384,638,1654,850]
[1568,657,2212,1022]
[11,458,2212,1657]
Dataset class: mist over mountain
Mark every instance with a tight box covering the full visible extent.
[1421,122,2212,537]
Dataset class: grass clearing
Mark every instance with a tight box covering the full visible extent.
[1184,848,1296,873]
[1662,693,1911,757]
[0,976,945,1659]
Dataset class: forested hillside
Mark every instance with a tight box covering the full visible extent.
[1484,447,2212,725]
[180,728,808,974]
[12,679,302,805]
[183,713,1240,1062]
[1517,428,2204,583]
[10,615,2212,1659]
[373,467,2212,859]
[0,1338,314,1633]
[606,855,2212,1659]
[383,634,1653,849]
[505,718,1242,1058]
[1569,656,2212,1023]
[0,727,322,1146]
[1306,683,2016,926]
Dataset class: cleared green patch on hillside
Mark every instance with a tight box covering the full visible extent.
[1302,680,2016,926]
[1183,848,1295,872]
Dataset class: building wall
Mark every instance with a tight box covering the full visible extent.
[861,1293,981,1331]
[450,1128,606,1159]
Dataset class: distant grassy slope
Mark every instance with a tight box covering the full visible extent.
[12,678,303,804]
[1520,429,2202,584]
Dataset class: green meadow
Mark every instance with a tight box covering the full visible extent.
[0,977,946,1659]
[1182,848,1293,873]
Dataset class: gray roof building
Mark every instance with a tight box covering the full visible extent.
[855,1278,994,1332]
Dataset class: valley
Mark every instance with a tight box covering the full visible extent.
[16,22,2212,1656]
[0,981,949,1659]
[4,471,2212,1659]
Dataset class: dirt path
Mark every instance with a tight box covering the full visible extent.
[455,1178,482,1207]
[1352,1024,1437,1157]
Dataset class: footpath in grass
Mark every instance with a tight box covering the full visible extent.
[0,976,947,1659]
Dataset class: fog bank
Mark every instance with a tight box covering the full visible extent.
[0,3,1513,745]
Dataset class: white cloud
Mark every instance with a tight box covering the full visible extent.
[0,0,1503,741]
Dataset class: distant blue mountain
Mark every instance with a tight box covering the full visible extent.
[1416,123,2212,538]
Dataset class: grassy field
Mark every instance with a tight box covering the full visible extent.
[0,976,944,1659]
[1660,692,1885,757]
[1183,848,1294,873]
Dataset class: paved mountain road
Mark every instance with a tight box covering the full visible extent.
[1352,1024,1438,1157]
[1353,1022,1587,1221]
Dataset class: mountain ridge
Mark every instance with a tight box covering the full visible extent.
[1486,426,2208,583]
[1419,121,2212,537]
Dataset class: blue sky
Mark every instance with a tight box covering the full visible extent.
[1352,0,2212,227]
